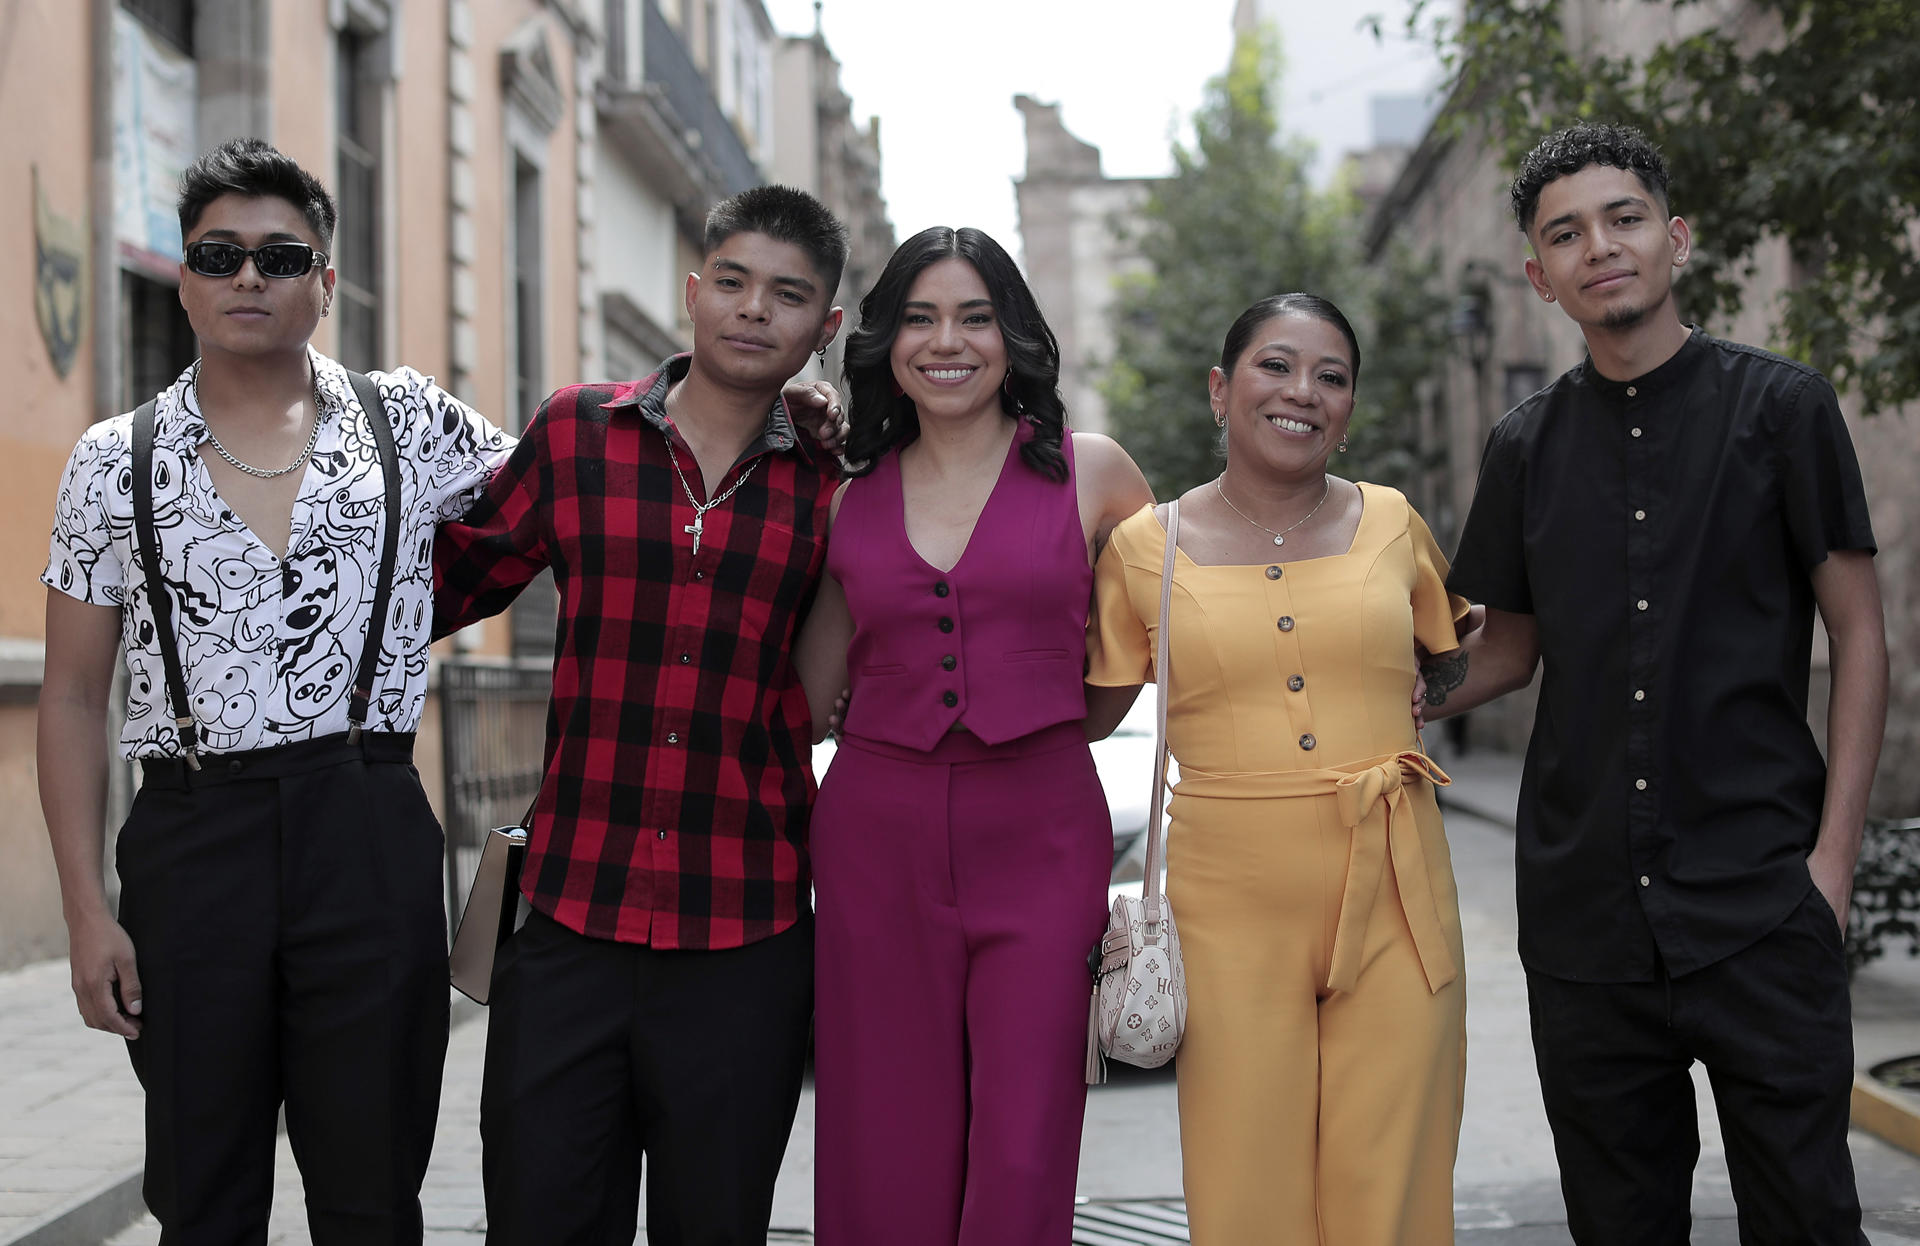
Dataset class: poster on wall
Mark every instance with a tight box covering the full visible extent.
[112,9,197,272]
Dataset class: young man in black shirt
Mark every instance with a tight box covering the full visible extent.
[1425,123,1886,1244]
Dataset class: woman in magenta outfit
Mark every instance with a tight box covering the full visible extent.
[794,226,1151,1245]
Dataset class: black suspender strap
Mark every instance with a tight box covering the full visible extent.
[127,368,401,763]
[344,369,401,742]
[130,399,201,769]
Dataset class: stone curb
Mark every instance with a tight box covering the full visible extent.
[0,1167,145,1246]
[1852,1072,1920,1160]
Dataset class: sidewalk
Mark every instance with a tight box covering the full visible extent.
[1436,746,1920,1182]
[5,749,1919,1244]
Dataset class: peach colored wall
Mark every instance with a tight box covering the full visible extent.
[272,2,337,359]
[1,0,97,642]
[395,0,452,381]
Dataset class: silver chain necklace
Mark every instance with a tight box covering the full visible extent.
[665,435,761,558]
[191,360,325,479]
[1215,475,1331,547]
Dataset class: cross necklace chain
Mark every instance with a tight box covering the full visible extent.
[665,436,760,557]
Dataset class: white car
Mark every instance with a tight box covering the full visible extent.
[810,692,1173,884]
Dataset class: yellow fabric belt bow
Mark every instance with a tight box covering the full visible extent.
[1177,750,1456,995]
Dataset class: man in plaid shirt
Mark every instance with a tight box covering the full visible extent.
[434,186,848,1245]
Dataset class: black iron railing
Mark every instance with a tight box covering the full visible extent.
[641,0,762,197]
[439,658,550,930]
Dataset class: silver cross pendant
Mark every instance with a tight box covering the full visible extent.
[685,513,704,557]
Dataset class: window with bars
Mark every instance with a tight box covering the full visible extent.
[334,28,383,372]
[604,0,629,85]
[122,0,193,56]
[122,271,197,409]
[508,154,553,659]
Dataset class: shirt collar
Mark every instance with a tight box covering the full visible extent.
[604,352,811,464]
[157,346,346,448]
[1579,325,1709,402]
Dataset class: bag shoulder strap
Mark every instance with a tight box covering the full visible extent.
[130,399,201,769]
[344,370,401,739]
[1142,498,1179,928]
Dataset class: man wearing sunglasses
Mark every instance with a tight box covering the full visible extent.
[37,138,516,1245]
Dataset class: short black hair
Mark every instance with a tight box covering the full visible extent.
[703,185,849,293]
[1219,293,1362,389]
[842,226,1069,483]
[1511,123,1671,236]
[177,138,337,247]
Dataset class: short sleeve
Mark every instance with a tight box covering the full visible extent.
[1776,375,1875,568]
[1446,417,1532,614]
[1409,505,1470,655]
[42,427,128,607]
[1085,511,1153,687]
[378,367,515,524]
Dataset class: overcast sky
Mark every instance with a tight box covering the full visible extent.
[760,0,1441,257]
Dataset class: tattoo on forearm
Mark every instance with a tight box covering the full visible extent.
[1422,651,1469,706]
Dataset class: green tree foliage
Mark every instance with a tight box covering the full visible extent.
[1101,33,1450,499]
[1416,0,1920,412]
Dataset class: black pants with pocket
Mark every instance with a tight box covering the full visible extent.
[1527,884,1867,1246]
[479,909,814,1246]
[117,733,450,1246]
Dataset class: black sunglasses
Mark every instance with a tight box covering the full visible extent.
[184,240,327,279]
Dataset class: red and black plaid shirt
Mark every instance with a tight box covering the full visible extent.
[434,355,836,949]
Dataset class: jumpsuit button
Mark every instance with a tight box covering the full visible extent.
[940,655,956,671]
[942,691,958,708]
[1639,875,1651,887]
[227,760,244,775]
[1277,616,1295,632]
[933,581,950,597]
[1265,565,1282,580]
[1288,674,1304,692]
[1635,778,1648,790]
[1299,733,1316,751]
[937,616,955,633]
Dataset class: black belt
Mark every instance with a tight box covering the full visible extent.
[138,730,415,790]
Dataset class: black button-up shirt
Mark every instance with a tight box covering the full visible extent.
[1449,329,1876,982]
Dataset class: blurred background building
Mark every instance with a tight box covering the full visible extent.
[0,0,890,968]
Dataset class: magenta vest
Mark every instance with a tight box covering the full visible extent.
[830,423,1090,751]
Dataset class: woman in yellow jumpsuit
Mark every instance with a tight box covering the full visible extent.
[1089,294,1470,1244]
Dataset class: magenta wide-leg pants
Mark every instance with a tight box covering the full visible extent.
[811,721,1111,1246]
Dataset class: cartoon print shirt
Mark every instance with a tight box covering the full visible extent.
[43,348,513,758]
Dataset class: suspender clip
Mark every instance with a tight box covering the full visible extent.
[175,718,202,771]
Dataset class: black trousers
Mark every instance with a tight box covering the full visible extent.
[1527,885,1866,1246]
[480,909,814,1246]
[117,733,451,1246]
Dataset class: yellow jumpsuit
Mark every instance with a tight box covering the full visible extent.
[1088,485,1470,1245]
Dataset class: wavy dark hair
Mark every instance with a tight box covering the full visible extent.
[842,226,1068,482]
[1510,123,1670,236]
[1219,293,1362,388]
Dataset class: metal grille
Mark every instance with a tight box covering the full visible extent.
[438,658,551,929]
[1073,1200,1192,1244]
[121,271,196,408]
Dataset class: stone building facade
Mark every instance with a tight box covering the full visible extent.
[1011,95,1153,436]
[771,21,894,382]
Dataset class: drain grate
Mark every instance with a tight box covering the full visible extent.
[1073,1199,1192,1244]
